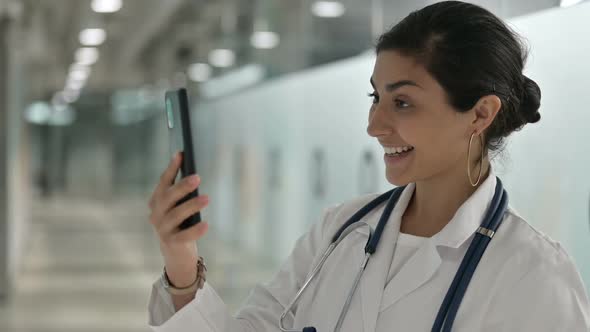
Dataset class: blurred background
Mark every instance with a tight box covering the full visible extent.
[0,0,589,331]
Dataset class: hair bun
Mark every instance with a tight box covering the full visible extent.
[521,75,541,124]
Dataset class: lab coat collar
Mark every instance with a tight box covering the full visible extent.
[354,167,497,250]
[431,167,497,249]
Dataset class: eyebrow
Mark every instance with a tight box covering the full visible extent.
[370,77,422,92]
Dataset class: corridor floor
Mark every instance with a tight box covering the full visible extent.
[0,195,276,331]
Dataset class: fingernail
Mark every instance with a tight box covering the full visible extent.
[190,175,200,184]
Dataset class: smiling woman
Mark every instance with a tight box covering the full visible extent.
[366,1,543,237]
[147,1,589,331]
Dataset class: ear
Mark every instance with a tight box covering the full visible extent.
[471,94,502,135]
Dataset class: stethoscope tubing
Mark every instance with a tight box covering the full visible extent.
[280,221,376,332]
[280,179,507,332]
[433,180,508,331]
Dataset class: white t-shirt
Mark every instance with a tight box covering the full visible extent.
[386,232,428,284]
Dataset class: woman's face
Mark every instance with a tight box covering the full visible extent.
[367,50,476,186]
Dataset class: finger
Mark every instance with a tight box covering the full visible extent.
[159,174,201,213]
[150,152,182,207]
[159,195,210,235]
[171,221,209,243]
[150,175,200,228]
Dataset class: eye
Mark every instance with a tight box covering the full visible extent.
[394,99,410,109]
[367,92,379,104]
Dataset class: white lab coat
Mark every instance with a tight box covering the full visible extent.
[148,169,590,331]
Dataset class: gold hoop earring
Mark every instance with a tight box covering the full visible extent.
[467,132,484,187]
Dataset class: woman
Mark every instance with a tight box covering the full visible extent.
[147,1,590,331]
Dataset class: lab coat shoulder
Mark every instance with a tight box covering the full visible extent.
[482,207,590,330]
[147,192,380,332]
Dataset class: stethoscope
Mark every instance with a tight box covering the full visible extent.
[279,178,508,332]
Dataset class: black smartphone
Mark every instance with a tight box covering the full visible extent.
[164,88,201,230]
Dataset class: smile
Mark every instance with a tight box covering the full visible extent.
[383,146,414,155]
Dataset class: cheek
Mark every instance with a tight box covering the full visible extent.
[402,116,464,164]
[427,129,466,168]
[397,114,441,149]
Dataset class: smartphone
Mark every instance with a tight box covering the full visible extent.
[164,88,202,230]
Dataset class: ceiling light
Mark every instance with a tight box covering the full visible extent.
[250,31,280,49]
[311,1,346,18]
[69,66,91,81]
[75,47,99,65]
[208,49,235,68]
[79,28,106,46]
[91,0,122,13]
[66,79,86,91]
[69,63,90,73]
[24,102,52,124]
[62,89,81,103]
[188,63,212,82]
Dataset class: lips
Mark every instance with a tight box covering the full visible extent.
[384,147,414,165]
[384,146,414,155]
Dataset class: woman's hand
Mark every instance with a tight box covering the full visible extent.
[148,152,210,288]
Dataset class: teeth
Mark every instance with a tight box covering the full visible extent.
[384,146,413,154]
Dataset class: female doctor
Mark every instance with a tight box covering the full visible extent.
[146,1,590,331]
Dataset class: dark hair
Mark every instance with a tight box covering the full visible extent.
[375,0,541,154]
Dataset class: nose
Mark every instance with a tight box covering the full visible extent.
[367,105,394,138]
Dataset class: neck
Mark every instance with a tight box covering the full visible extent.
[401,159,491,237]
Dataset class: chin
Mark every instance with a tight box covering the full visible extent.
[385,169,413,187]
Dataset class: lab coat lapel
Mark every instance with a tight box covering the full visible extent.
[380,240,441,312]
[353,184,414,332]
[431,172,497,248]
[355,216,400,332]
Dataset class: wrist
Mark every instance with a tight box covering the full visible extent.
[165,263,198,288]
[161,256,207,296]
